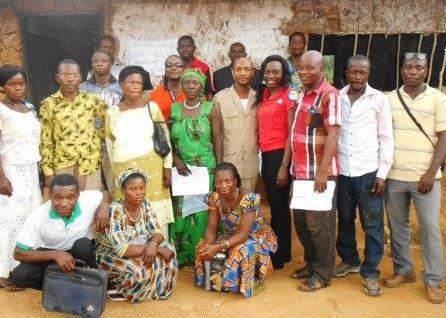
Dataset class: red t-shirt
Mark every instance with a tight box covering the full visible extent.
[190,57,214,92]
[291,80,341,179]
[258,86,297,152]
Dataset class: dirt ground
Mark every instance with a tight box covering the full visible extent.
[1,178,446,318]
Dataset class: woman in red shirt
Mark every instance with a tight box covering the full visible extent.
[256,55,297,269]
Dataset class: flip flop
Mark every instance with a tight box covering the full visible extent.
[0,278,24,292]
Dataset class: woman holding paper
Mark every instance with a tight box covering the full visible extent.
[195,162,278,297]
[169,68,222,266]
[256,55,296,270]
[105,66,174,239]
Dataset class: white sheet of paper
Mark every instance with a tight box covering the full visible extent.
[290,180,336,211]
[172,165,210,196]
[182,194,208,218]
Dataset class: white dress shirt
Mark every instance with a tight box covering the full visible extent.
[338,84,394,179]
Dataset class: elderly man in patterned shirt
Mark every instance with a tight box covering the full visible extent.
[40,59,107,191]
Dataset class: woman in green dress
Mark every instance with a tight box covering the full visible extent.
[169,68,222,266]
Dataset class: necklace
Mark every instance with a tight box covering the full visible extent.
[183,100,200,110]
[123,200,141,223]
[222,188,239,213]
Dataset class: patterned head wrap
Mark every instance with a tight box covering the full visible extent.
[0,64,26,87]
[181,68,206,98]
[117,167,149,189]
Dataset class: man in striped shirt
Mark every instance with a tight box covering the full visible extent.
[290,50,341,292]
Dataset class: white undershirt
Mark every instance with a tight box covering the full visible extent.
[240,98,249,110]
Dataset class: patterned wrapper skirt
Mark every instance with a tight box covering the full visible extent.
[96,244,178,303]
[194,234,276,298]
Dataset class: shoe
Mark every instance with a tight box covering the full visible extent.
[426,286,444,304]
[384,271,416,288]
[362,277,382,297]
[333,262,360,277]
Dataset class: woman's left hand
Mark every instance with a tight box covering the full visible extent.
[157,246,175,262]
[142,242,158,266]
[163,168,172,188]
[198,244,218,261]
[276,165,288,188]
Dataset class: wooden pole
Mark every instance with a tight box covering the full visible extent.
[438,48,446,89]
[366,34,372,59]
[353,33,358,55]
[427,33,437,84]
[396,34,401,89]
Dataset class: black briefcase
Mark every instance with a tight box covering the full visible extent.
[42,261,108,317]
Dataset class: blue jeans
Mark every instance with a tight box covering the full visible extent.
[385,179,444,287]
[336,171,384,278]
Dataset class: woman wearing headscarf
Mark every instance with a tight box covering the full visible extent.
[0,65,42,290]
[169,68,222,266]
[105,66,173,239]
[96,167,178,303]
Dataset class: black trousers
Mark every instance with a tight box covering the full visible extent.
[293,181,337,283]
[9,237,96,290]
[261,149,291,267]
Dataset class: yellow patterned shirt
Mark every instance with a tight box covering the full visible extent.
[40,89,107,176]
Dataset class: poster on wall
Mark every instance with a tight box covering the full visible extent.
[129,39,178,84]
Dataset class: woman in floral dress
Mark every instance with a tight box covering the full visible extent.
[96,168,178,303]
[195,162,278,297]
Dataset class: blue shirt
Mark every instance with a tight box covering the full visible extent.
[80,74,122,108]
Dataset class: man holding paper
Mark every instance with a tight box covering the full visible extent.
[289,51,341,292]
[334,55,394,297]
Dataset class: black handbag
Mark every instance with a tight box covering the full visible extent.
[396,89,444,172]
[147,102,171,158]
[42,260,108,318]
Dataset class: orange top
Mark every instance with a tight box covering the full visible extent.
[149,84,185,120]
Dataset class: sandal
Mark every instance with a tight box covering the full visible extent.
[107,291,126,301]
[0,278,24,292]
[297,275,330,292]
[289,266,312,280]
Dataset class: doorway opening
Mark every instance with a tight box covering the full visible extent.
[22,13,103,105]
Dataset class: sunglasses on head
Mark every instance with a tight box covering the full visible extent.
[404,52,427,60]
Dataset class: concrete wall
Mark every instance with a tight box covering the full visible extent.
[2,0,445,69]
[110,0,446,82]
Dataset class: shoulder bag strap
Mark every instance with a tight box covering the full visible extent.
[396,88,435,148]
[147,102,154,122]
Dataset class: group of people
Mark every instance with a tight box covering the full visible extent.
[0,31,444,305]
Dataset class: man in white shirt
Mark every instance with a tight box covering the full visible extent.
[334,55,394,296]
[5,174,110,290]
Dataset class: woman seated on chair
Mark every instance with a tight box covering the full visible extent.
[96,167,178,303]
[195,162,278,297]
